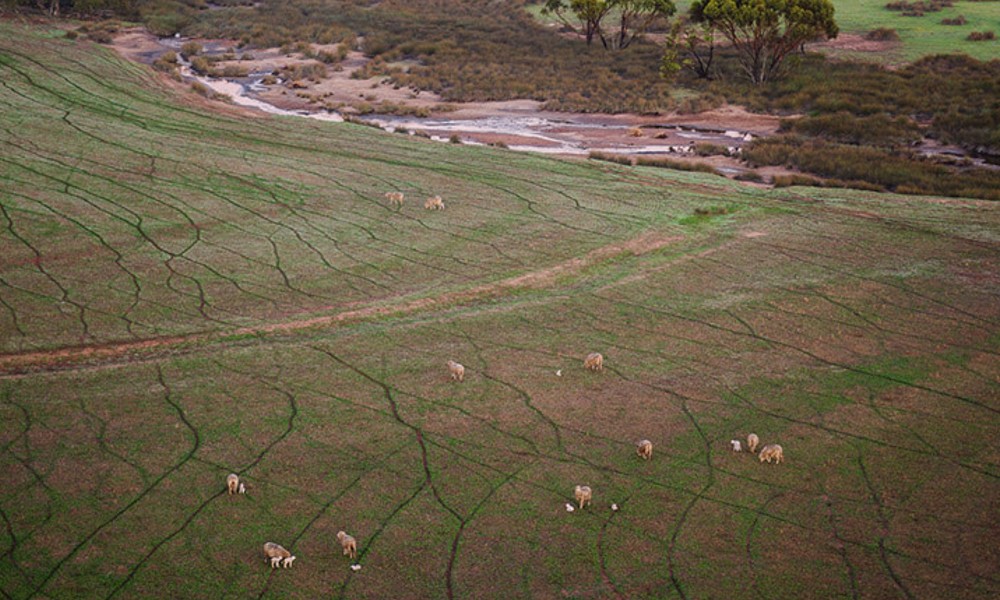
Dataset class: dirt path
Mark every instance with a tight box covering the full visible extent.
[0,232,685,377]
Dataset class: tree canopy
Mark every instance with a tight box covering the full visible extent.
[690,0,838,84]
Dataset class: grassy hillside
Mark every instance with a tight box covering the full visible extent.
[1,21,999,600]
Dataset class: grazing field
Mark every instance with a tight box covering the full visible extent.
[2,21,1000,600]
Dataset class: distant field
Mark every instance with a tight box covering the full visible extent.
[1,21,999,600]
[532,0,1000,63]
[830,0,1000,62]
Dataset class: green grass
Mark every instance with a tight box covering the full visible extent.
[829,0,1000,63]
[1,20,999,600]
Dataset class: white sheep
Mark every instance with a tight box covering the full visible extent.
[263,542,295,568]
[574,485,592,509]
[636,439,653,460]
[226,473,240,495]
[747,433,760,454]
[424,195,445,210]
[447,360,465,382]
[584,352,603,372]
[759,444,783,464]
[730,440,742,452]
[384,191,405,207]
[337,530,358,559]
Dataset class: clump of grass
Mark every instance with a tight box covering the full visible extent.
[694,205,736,216]
[635,156,720,174]
[449,134,462,144]
[940,15,967,25]
[734,171,764,182]
[588,151,634,166]
[693,142,730,157]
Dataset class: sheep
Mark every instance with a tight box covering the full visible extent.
[263,542,295,568]
[226,473,240,495]
[238,482,246,494]
[424,195,445,210]
[584,352,603,372]
[384,191,405,207]
[337,531,358,559]
[574,485,592,509]
[747,433,760,454]
[759,444,783,464]
[730,439,742,452]
[636,439,653,460]
[447,360,465,382]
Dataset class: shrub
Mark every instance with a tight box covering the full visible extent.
[940,15,967,25]
[65,29,78,40]
[693,143,729,156]
[589,151,634,166]
[778,113,922,146]
[181,41,203,58]
[967,31,996,41]
[635,156,720,174]
[865,28,900,41]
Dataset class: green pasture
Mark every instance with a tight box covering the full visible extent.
[1,22,998,599]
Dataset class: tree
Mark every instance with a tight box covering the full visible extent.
[542,0,613,46]
[690,0,838,84]
[543,0,675,49]
[662,16,716,79]
[605,0,676,50]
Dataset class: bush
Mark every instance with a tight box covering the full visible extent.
[734,171,764,182]
[635,156,720,174]
[693,143,730,156]
[181,41,203,58]
[865,28,900,41]
[967,31,996,41]
[589,152,634,166]
[940,15,967,25]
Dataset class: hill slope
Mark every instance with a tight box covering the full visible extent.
[1,22,998,599]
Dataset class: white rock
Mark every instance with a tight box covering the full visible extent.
[565,503,575,512]
[351,564,362,572]
[611,503,619,511]
[555,369,562,377]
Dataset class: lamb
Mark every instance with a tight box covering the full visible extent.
[574,485,592,509]
[226,473,243,495]
[447,360,465,382]
[758,444,783,464]
[584,352,603,372]
[424,195,445,210]
[337,531,358,559]
[263,542,296,568]
[636,439,653,460]
[747,433,760,454]
[384,191,405,207]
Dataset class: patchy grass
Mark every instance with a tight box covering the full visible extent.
[1,21,999,600]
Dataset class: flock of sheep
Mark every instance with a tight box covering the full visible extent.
[226,219,784,571]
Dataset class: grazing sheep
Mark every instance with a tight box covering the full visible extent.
[636,439,653,460]
[424,195,445,210]
[574,485,592,509]
[263,542,295,568]
[226,473,240,495]
[730,439,742,452]
[747,433,760,454]
[759,444,784,464]
[447,360,465,382]
[584,352,603,372]
[384,191,405,207]
[337,531,358,559]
